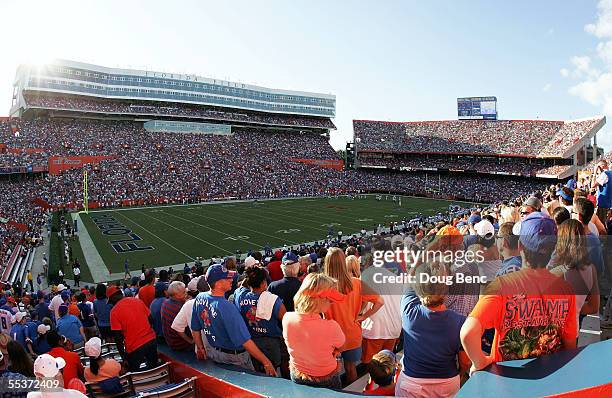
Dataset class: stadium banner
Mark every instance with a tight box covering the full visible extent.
[7,147,46,154]
[33,198,52,210]
[8,220,28,232]
[48,155,114,175]
[288,158,344,170]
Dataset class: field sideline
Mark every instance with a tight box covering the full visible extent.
[72,195,474,279]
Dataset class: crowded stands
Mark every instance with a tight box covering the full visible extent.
[23,94,336,130]
[0,177,610,396]
[357,156,574,177]
[354,118,604,157]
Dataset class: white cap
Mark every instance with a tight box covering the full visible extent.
[187,276,200,292]
[244,256,259,269]
[37,324,51,335]
[12,312,27,324]
[56,284,67,292]
[84,337,102,358]
[512,221,522,236]
[34,354,66,378]
[474,220,495,239]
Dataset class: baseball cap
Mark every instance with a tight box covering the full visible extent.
[565,179,577,190]
[205,264,236,286]
[309,252,318,263]
[34,354,66,378]
[556,186,574,202]
[56,284,67,292]
[84,337,102,358]
[187,276,201,291]
[474,220,495,239]
[523,197,542,211]
[467,214,482,225]
[37,324,51,335]
[106,285,122,299]
[244,256,260,268]
[517,212,557,252]
[282,252,299,265]
[12,312,27,323]
[60,290,71,299]
[436,225,463,246]
[58,304,68,316]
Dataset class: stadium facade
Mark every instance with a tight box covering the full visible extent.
[10,59,336,131]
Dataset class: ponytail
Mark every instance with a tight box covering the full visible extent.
[89,356,101,375]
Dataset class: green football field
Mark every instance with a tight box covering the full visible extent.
[75,195,474,276]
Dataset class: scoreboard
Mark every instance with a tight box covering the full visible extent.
[457,97,497,120]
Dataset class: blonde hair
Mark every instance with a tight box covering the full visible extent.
[294,273,338,314]
[323,247,353,294]
[346,255,361,278]
[413,262,449,308]
[499,205,519,224]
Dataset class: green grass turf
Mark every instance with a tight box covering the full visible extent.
[76,195,474,273]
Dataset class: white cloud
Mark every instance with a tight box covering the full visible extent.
[585,0,612,38]
[547,28,555,36]
[597,40,612,64]
[562,1,612,151]
[542,83,552,92]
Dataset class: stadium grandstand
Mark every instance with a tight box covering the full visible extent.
[354,117,606,199]
[0,60,611,398]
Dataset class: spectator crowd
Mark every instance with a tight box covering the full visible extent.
[354,118,603,157]
[0,174,611,396]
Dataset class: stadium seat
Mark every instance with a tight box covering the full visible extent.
[84,374,133,398]
[129,362,171,393]
[134,377,197,398]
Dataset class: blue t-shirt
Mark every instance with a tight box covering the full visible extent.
[234,291,282,338]
[24,321,39,342]
[597,170,612,208]
[56,314,84,345]
[77,302,95,328]
[32,334,51,355]
[400,289,466,379]
[190,292,251,351]
[11,324,28,350]
[150,297,166,338]
[34,302,52,321]
[496,256,522,277]
[586,233,604,274]
[93,299,112,327]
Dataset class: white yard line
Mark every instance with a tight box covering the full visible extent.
[72,212,109,283]
[114,211,196,261]
[134,210,233,256]
[171,207,300,245]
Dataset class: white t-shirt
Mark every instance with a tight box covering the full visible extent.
[73,268,80,276]
[48,295,64,319]
[0,309,13,335]
[360,268,403,340]
[171,298,195,334]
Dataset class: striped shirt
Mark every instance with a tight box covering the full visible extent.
[161,299,191,351]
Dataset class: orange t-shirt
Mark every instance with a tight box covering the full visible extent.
[68,303,80,317]
[138,285,155,308]
[48,347,84,384]
[470,268,577,362]
[282,312,345,377]
[110,297,156,353]
[324,277,380,351]
[84,359,122,383]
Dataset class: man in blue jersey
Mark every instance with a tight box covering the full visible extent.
[191,264,277,376]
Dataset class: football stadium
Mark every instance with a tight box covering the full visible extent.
[1,3,612,397]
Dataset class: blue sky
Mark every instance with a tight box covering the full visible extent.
[0,0,610,150]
